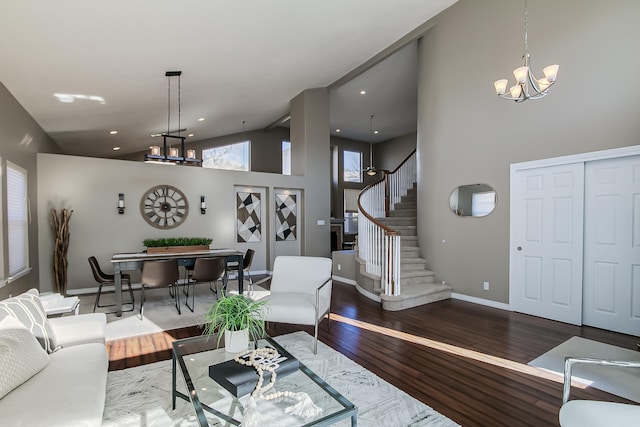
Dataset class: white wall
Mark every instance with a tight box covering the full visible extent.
[37,154,320,292]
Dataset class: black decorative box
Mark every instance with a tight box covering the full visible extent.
[208,346,299,397]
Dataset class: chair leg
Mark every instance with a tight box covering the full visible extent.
[185,281,195,312]
[313,319,319,355]
[174,284,181,315]
[139,286,145,320]
[93,283,104,312]
[127,280,135,307]
[94,280,135,313]
[183,268,191,297]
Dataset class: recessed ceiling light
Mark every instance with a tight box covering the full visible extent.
[336,129,341,133]
[188,133,194,137]
[109,130,118,135]
[360,90,366,95]
[374,130,379,134]
[197,117,205,122]
[112,146,120,151]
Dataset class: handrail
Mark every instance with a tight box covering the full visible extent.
[356,175,398,236]
[389,149,417,175]
[356,150,417,297]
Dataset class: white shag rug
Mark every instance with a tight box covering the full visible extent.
[77,283,269,342]
[103,331,459,427]
[528,336,640,402]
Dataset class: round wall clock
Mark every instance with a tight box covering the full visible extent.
[140,184,189,229]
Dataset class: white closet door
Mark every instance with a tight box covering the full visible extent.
[583,155,640,335]
[510,163,584,325]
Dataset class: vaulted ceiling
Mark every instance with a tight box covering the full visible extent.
[0,0,458,157]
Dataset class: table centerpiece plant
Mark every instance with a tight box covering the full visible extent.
[203,294,268,353]
[143,237,213,254]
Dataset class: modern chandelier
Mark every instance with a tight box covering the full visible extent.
[493,0,559,102]
[144,71,202,166]
[364,115,377,176]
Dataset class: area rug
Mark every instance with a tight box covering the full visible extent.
[103,331,459,427]
[78,283,270,342]
[528,336,640,402]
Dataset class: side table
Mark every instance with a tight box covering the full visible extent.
[40,293,80,317]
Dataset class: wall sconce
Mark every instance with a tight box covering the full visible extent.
[200,195,206,214]
[118,193,125,214]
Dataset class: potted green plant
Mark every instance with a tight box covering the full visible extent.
[203,294,268,353]
[143,237,213,254]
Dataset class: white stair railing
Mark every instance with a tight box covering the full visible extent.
[357,151,416,296]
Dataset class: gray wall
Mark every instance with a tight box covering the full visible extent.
[374,132,416,172]
[0,83,62,299]
[36,153,320,293]
[417,0,640,303]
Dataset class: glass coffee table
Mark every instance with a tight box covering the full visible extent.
[172,334,358,426]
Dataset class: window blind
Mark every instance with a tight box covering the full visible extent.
[7,162,28,276]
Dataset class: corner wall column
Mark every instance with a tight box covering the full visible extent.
[289,88,331,257]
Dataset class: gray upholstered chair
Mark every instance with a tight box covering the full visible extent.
[88,256,134,313]
[185,257,227,311]
[559,357,640,426]
[226,249,255,291]
[139,259,180,319]
[255,256,332,354]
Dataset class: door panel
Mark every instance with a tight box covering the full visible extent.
[510,163,584,325]
[583,155,640,335]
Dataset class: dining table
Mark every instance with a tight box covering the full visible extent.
[110,248,245,317]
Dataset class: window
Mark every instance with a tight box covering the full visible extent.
[343,150,362,183]
[7,162,28,276]
[202,141,250,171]
[282,141,291,175]
[343,188,361,234]
[471,191,497,217]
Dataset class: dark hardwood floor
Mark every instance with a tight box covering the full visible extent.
[106,281,638,426]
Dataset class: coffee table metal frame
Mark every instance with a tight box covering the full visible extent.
[172,334,358,426]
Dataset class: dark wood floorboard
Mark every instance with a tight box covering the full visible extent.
[106,282,638,427]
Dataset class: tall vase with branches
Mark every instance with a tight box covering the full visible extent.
[50,208,73,295]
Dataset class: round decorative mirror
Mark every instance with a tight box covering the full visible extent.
[449,183,497,217]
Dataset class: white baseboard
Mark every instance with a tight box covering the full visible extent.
[332,275,357,286]
[451,292,510,311]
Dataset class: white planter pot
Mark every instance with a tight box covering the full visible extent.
[224,329,249,354]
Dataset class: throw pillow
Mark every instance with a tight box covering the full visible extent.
[0,289,59,353]
[0,314,50,399]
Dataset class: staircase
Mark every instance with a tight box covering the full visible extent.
[374,185,452,311]
[354,150,452,311]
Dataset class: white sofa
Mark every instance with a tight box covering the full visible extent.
[0,289,108,427]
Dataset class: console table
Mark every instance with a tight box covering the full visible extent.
[110,248,245,317]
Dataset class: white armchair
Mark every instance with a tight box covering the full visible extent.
[256,256,332,354]
[559,357,640,426]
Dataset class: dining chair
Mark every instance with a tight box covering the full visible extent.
[254,255,332,354]
[226,249,255,291]
[185,257,227,312]
[88,256,135,313]
[139,259,180,319]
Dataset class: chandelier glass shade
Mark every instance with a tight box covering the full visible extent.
[493,0,559,102]
[144,71,202,166]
